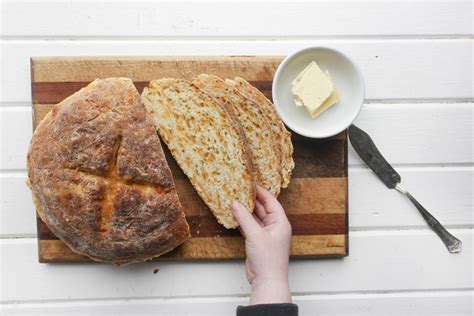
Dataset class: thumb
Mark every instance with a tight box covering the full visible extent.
[231,201,261,237]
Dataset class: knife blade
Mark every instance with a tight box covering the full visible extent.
[348,124,462,253]
[348,124,400,188]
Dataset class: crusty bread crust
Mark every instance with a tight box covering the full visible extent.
[228,77,295,188]
[27,78,190,264]
[141,78,256,229]
[193,74,281,196]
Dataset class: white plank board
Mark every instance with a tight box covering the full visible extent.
[1,103,471,170]
[0,230,472,302]
[1,291,473,316]
[0,173,36,237]
[1,39,472,103]
[0,107,32,170]
[348,166,473,229]
[1,167,472,237]
[350,102,474,166]
[1,0,471,37]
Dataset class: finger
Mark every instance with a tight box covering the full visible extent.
[232,201,261,236]
[254,200,267,221]
[252,213,264,227]
[256,185,285,216]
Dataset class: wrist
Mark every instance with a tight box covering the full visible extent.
[249,277,292,305]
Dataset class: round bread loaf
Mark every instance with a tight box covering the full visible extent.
[27,78,190,264]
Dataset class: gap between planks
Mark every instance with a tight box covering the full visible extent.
[3,227,473,241]
[1,288,472,306]
[2,224,473,241]
[2,162,472,176]
[3,228,472,244]
[2,35,474,41]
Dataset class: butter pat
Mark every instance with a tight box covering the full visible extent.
[309,71,339,118]
[291,61,339,118]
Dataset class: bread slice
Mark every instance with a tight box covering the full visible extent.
[141,78,256,229]
[193,74,282,196]
[227,77,295,188]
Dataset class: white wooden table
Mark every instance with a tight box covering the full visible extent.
[0,1,472,315]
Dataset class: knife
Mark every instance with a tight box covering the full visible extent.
[348,124,462,253]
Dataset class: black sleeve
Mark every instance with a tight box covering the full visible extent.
[236,303,298,316]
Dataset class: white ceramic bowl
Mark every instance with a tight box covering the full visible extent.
[272,47,365,138]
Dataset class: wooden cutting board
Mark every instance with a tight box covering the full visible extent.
[30,56,348,262]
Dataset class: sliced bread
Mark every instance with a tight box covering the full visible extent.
[193,74,282,196]
[141,78,255,229]
[227,77,295,188]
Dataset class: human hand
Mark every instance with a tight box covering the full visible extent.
[232,186,292,305]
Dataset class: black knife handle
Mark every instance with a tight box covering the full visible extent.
[395,185,462,253]
[348,125,401,189]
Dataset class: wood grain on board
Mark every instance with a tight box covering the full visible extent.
[30,56,348,262]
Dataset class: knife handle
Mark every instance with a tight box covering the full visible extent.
[395,184,462,253]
